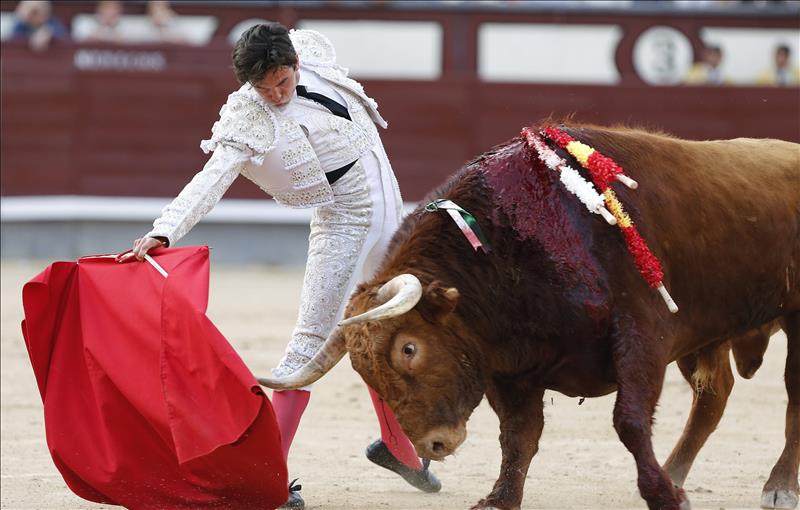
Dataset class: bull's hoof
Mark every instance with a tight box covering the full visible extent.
[677,486,692,510]
[469,498,518,510]
[761,489,799,509]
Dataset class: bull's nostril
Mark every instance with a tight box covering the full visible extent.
[432,441,445,453]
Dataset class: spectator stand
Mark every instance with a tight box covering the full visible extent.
[1,0,798,264]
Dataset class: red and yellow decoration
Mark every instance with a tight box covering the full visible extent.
[521,127,617,226]
[543,127,638,190]
[542,126,678,313]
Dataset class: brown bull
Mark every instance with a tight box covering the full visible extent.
[260,123,800,510]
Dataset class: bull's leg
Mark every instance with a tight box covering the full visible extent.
[663,344,734,487]
[611,316,689,510]
[471,382,545,510]
[762,313,800,510]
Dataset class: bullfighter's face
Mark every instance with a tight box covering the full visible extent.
[344,283,485,460]
[252,64,300,107]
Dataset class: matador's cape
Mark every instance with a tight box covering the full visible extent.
[21,246,287,509]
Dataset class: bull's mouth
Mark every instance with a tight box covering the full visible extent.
[413,424,467,461]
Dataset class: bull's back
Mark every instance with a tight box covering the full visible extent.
[573,127,799,346]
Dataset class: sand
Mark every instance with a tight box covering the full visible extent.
[1,258,791,510]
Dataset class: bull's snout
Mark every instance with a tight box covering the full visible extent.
[414,424,467,460]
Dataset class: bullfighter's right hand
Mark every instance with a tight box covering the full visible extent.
[116,236,166,263]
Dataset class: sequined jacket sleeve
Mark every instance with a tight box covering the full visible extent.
[144,86,279,246]
[145,143,248,246]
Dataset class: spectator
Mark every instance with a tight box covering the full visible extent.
[84,1,125,44]
[756,44,800,86]
[11,0,67,52]
[145,1,186,44]
[685,44,727,85]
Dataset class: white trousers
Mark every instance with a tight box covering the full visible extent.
[272,147,402,378]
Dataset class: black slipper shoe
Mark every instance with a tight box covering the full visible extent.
[277,478,304,509]
[365,439,442,493]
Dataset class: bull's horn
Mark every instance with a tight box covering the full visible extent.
[339,274,422,326]
[258,327,346,390]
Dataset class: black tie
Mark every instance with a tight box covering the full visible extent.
[295,85,356,185]
[296,85,351,121]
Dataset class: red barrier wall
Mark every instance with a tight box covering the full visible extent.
[2,2,798,201]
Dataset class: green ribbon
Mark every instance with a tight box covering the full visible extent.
[425,199,491,254]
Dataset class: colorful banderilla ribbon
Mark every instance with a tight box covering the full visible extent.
[521,127,616,226]
[542,126,678,314]
[425,199,491,254]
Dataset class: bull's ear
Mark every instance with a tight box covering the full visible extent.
[418,281,460,323]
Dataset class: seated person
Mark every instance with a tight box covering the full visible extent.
[685,45,727,85]
[11,0,67,51]
[145,1,187,44]
[756,44,800,86]
[83,1,125,44]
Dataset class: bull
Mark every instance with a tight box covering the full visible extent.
[259,123,799,510]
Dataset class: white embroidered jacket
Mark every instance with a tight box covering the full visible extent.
[146,29,388,246]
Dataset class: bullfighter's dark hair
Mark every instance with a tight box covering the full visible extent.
[232,22,298,85]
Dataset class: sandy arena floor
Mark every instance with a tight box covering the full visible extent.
[1,258,791,510]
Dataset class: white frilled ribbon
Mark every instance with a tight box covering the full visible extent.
[522,128,617,226]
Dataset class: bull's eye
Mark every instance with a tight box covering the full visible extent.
[402,343,416,357]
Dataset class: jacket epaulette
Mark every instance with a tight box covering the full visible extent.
[290,29,338,68]
[200,88,278,165]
